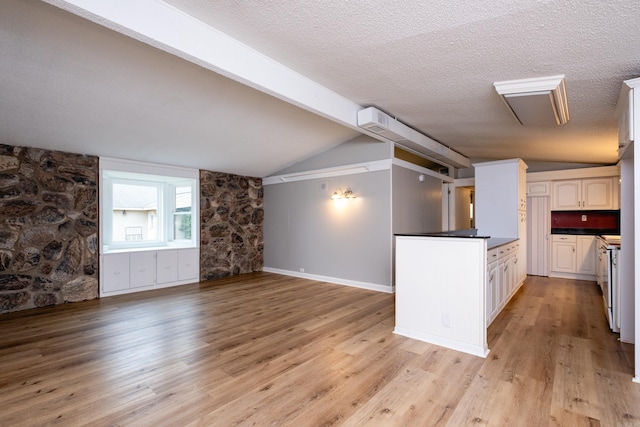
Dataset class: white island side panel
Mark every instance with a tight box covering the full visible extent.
[394,236,488,357]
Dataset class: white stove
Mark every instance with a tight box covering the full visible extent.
[598,235,620,332]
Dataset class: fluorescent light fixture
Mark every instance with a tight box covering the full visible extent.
[494,75,569,125]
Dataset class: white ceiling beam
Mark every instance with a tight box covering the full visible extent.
[43,0,470,169]
[43,0,362,129]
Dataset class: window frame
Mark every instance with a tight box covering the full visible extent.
[100,157,199,254]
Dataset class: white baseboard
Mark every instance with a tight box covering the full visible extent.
[393,326,489,358]
[262,267,394,294]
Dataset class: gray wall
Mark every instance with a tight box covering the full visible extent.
[264,170,393,287]
[392,165,443,234]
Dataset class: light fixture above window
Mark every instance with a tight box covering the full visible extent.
[494,75,569,126]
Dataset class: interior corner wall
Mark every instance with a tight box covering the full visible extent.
[263,170,392,288]
[391,165,443,235]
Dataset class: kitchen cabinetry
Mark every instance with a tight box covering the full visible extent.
[550,235,596,279]
[475,158,527,239]
[552,178,617,210]
[577,236,596,275]
[101,247,199,296]
[486,240,522,326]
[475,158,527,307]
[526,181,550,197]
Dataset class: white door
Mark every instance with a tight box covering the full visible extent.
[526,196,549,276]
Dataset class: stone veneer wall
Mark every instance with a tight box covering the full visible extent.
[0,144,99,314]
[200,170,264,280]
[0,143,265,314]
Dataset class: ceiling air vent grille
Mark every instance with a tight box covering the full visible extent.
[356,107,470,169]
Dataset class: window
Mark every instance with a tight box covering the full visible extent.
[100,158,199,252]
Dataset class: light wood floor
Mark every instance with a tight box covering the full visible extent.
[0,273,638,426]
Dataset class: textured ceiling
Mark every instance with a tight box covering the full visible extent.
[2,0,640,176]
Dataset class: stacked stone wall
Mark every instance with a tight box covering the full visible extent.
[0,143,265,314]
[0,144,98,314]
[200,171,264,280]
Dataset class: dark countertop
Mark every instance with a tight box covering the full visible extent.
[487,237,518,249]
[552,227,620,235]
[395,232,517,250]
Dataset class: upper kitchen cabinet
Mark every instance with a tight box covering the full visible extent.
[552,178,618,210]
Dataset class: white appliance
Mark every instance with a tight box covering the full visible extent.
[599,235,621,332]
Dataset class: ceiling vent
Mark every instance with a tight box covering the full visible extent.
[494,75,569,126]
[357,107,470,169]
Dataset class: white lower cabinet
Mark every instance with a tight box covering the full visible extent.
[577,236,596,276]
[130,251,156,288]
[101,248,199,296]
[550,235,596,279]
[551,235,577,273]
[102,253,130,292]
[487,240,524,326]
[487,261,498,321]
[157,250,179,284]
[178,248,200,281]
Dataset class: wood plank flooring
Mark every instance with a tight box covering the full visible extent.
[0,273,638,426]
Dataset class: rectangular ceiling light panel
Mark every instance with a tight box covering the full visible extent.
[494,75,569,126]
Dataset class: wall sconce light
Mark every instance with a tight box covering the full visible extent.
[331,187,357,200]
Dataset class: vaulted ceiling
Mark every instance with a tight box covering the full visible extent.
[2,0,640,177]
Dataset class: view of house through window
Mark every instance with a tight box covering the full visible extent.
[112,182,159,243]
[100,160,198,252]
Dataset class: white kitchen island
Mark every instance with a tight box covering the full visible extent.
[394,233,518,358]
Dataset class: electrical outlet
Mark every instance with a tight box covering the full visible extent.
[582,214,587,222]
[441,313,451,328]
[300,268,305,273]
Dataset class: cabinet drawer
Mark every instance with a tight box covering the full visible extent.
[487,248,498,263]
[496,244,511,259]
[552,234,576,243]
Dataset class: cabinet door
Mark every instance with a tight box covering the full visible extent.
[487,262,497,324]
[130,251,156,288]
[582,178,613,209]
[552,180,581,210]
[102,253,130,292]
[493,262,502,319]
[498,259,509,310]
[178,248,199,281]
[527,182,550,197]
[551,241,577,273]
[576,236,596,276]
[157,250,178,284]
